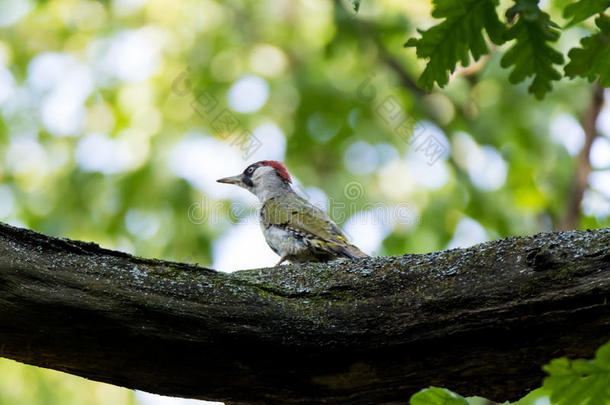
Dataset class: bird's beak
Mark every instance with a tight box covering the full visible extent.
[216,174,243,186]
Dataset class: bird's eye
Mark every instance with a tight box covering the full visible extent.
[246,167,254,175]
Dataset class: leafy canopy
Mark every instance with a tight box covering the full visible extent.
[500,0,564,99]
[405,0,610,98]
[564,0,610,26]
[404,0,505,90]
[565,14,610,87]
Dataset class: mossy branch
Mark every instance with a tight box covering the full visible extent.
[1,222,610,404]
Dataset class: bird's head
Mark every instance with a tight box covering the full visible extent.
[217,160,292,201]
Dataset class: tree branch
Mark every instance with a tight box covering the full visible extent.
[1,222,610,404]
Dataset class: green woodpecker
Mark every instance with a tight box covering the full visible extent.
[217,160,368,265]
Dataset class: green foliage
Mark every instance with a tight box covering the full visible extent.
[406,0,610,98]
[405,0,506,90]
[410,387,469,405]
[500,0,564,99]
[511,388,551,405]
[409,342,610,405]
[565,14,610,87]
[563,0,609,27]
[543,341,610,405]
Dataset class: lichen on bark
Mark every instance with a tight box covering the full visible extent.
[1,222,609,404]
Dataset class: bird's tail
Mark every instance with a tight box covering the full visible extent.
[336,243,369,259]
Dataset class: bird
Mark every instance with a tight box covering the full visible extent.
[217,160,368,265]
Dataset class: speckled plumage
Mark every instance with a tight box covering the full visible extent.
[260,192,366,263]
[217,161,368,264]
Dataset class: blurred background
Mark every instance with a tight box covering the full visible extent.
[0,0,608,403]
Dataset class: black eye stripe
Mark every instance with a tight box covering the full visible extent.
[244,164,259,176]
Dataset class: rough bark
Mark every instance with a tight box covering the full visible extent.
[1,222,610,404]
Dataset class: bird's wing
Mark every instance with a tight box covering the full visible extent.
[262,194,368,259]
[262,194,345,241]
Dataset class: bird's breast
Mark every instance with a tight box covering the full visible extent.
[262,225,307,257]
